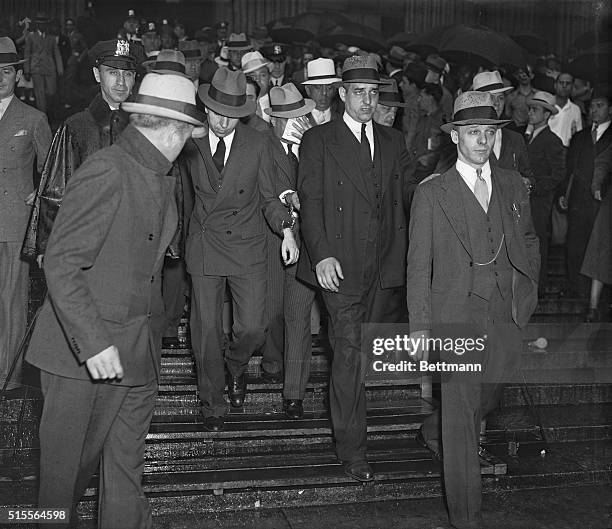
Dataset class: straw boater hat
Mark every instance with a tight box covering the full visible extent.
[227,33,252,52]
[440,91,511,133]
[144,49,188,77]
[302,58,341,85]
[526,91,559,115]
[198,67,256,118]
[264,83,315,118]
[121,73,206,126]
[341,55,387,84]
[378,78,407,107]
[0,37,25,67]
[472,71,513,94]
[241,51,270,74]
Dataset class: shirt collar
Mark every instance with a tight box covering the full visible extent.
[0,94,14,106]
[456,159,491,183]
[343,111,372,136]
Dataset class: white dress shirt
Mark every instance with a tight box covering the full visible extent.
[312,107,332,125]
[0,94,14,121]
[343,112,374,160]
[208,128,235,165]
[548,99,583,147]
[456,159,492,203]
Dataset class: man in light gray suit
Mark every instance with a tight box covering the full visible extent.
[0,37,51,395]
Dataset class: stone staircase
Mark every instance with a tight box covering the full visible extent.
[1,246,610,524]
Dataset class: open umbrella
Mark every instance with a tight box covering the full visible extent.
[567,42,612,83]
[511,31,548,56]
[403,25,452,58]
[268,11,350,45]
[317,22,388,52]
[438,24,527,68]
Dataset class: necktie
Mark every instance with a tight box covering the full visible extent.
[212,136,226,176]
[361,123,372,163]
[592,124,598,144]
[473,168,489,212]
[287,143,298,176]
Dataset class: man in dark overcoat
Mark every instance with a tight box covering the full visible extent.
[297,55,412,482]
[25,72,204,529]
[407,91,540,529]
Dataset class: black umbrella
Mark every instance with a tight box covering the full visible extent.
[317,22,388,52]
[403,24,452,58]
[511,31,548,56]
[567,42,612,83]
[268,11,351,45]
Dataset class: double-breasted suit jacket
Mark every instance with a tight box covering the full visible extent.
[26,126,178,386]
[407,166,540,332]
[297,118,411,294]
[182,123,289,277]
[0,97,51,243]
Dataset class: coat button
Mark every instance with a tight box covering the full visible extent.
[148,234,154,240]
[147,312,152,318]
[226,230,232,235]
[335,233,342,239]
[393,200,398,206]
[239,189,244,194]
[151,276,154,282]
[337,180,343,185]
[232,210,238,215]
[337,206,343,212]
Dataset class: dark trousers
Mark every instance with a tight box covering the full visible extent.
[530,195,553,291]
[261,230,285,374]
[191,269,267,417]
[162,257,189,338]
[567,199,599,297]
[38,371,157,529]
[322,278,407,462]
[283,262,316,400]
[420,289,521,529]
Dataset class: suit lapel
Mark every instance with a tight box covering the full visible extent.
[192,136,221,194]
[596,126,612,155]
[375,123,393,199]
[437,168,472,257]
[271,139,294,189]
[328,120,373,204]
[0,98,25,145]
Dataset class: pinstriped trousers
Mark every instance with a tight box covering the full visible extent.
[0,242,29,390]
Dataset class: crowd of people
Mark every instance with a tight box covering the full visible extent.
[0,7,610,529]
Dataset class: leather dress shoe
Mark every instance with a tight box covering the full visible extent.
[342,459,374,482]
[228,373,246,407]
[261,367,283,384]
[283,399,304,419]
[415,428,442,462]
[202,415,224,432]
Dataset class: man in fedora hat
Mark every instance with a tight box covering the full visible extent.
[24,39,137,264]
[525,90,565,293]
[242,50,272,121]
[301,57,342,125]
[26,72,204,529]
[24,12,63,114]
[226,32,252,71]
[0,37,52,396]
[424,53,453,121]
[263,84,316,414]
[178,40,204,83]
[298,55,412,482]
[373,77,407,128]
[407,91,539,529]
[180,67,297,432]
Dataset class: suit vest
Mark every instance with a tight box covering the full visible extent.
[458,177,513,301]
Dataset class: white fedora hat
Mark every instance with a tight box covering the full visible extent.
[472,71,513,94]
[241,51,271,74]
[302,58,341,85]
[121,73,205,126]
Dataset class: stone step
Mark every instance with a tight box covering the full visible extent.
[2,439,609,520]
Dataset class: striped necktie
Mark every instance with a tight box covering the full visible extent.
[473,168,489,212]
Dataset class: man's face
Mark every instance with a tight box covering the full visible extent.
[572,78,590,99]
[527,105,548,127]
[174,26,185,39]
[270,116,288,139]
[417,89,436,114]
[401,77,419,98]
[305,83,336,111]
[269,59,286,79]
[248,66,270,93]
[425,69,440,84]
[184,58,201,81]
[65,20,75,34]
[0,65,20,99]
[452,124,497,167]
[590,97,611,125]
[206,108,239,138]
[217,27,227,41]
[228,49,245,70]
[490,92,505,118]
[94,65,135,106]
[339,82,379,123]
[555,74,573,98]
[373,103,397,127]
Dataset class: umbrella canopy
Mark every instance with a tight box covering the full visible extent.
[511,31,548,56]
[403,24,452,58]
[438,24,527,69]
[317,22,388,52]
[268,11,350,45]
[566,42,612,83]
